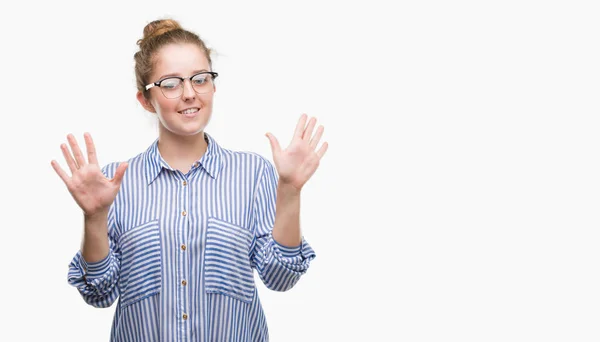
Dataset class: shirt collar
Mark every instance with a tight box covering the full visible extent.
[144,132,224,185]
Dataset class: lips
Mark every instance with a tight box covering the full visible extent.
[178,107,200,118]
[178,107,200,115]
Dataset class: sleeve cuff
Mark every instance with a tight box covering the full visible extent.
[272,238,303,258]
[79,252,112,278]
[270,234,316,272]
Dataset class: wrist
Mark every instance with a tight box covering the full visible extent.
[84,209,109,221]
[84,209,109,234]
[277,181,301,197]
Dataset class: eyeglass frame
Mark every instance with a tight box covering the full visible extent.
[145,71,219,97]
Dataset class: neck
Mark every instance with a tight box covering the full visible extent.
[157,128,208,173]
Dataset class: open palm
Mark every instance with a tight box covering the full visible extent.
[266,114,328,191]
[51,133,128,216]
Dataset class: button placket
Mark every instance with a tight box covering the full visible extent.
[179,175,190,328]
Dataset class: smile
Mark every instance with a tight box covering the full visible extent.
[179,108,200,115]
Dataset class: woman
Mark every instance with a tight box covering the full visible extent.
[51,18,328,341]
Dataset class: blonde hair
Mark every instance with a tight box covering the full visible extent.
[134,19,214,99]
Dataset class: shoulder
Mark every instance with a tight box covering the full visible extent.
[100,151,146,179]
[207,133,271,170]
[217,144,274,174]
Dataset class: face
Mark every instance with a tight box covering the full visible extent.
[137,43,216,138]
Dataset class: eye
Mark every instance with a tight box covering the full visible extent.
[160,78,181,89]
[192,75,208,85]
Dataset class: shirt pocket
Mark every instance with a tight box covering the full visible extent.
[205,217,255,304]
[118,219,162,308]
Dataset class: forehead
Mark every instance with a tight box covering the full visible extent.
[152,43,210,78]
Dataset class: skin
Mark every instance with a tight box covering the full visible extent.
[51,42,328,263]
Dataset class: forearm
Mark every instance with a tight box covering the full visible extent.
[252,166,317,291]
[81,210,110,263]
[68,209,120,308]
[271,181,302,247]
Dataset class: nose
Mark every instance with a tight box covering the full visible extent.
[181,79,196,101]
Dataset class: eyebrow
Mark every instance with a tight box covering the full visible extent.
[158,69,210,80]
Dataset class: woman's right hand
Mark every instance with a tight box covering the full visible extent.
[51,133,128,218]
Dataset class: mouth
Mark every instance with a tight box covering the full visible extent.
[178,107,200,118]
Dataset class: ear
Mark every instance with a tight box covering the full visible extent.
[136,91,156,113]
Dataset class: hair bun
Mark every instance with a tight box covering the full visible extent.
[137,19,181,46]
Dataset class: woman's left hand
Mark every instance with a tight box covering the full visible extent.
[266,114,328,191]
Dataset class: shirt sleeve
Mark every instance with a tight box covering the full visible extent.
[250,159,316,292]
[66,164,121,308]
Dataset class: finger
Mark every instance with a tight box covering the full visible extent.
[111,162,129,186]
[84,132,99,165]
[51,160,71,186]
[316,142,329,159]
[265,133,281,155]
[293,113,308,139]
[68,134,87,167]
[303,117,317,141]
[61,143,78,174]
[309,125,324,149]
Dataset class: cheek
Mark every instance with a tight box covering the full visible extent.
[155,98,178,115]
[202,94,215,107]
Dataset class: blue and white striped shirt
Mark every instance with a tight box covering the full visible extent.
[67,133,316,341]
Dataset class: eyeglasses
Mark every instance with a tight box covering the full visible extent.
[145,71,219,99]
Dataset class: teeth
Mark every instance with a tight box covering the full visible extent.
[180,108,199,115]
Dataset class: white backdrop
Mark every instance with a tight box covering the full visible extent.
[1,0,599,341]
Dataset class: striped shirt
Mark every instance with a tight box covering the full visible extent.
[67,133,316,341]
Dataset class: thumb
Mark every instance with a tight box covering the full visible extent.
[265,133,281,155]
[112,162,129,186]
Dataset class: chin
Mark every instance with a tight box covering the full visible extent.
[161,113,211,137]
[179,127,206,137]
